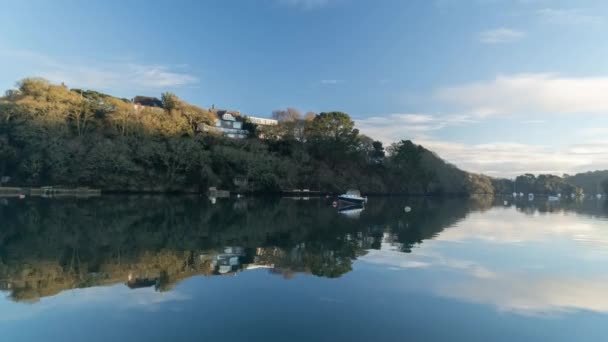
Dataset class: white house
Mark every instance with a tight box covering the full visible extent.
[198,109,278,139]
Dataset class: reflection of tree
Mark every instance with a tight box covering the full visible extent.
[505,197,608,219]
[0,196,495,301]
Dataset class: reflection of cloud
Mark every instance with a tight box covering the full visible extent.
[0,284,190,321]
[360,207,608,316]
[362,247,496,279]
[438,275,608,316]
[436,209,608,246]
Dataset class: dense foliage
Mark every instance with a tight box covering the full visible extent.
[565,170,608,195]
[492,174,581,196]
[0,78,495,195]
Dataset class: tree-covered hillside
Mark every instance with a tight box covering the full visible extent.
[566,171,608,195]
[0,78,494,195]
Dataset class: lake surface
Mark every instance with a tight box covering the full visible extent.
[0,195,607,341]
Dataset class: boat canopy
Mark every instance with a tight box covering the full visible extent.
[345,189,361,196]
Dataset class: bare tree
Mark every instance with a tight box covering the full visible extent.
[272,107,302,122]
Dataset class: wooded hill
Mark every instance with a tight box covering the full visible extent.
[0,77,507,195]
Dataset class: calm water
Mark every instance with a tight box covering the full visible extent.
[0,195,607,341]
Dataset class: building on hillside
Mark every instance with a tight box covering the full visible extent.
[198,109,278,139]
[248,116,278,126]
[198,110,248,139]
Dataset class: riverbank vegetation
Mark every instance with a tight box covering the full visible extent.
[1,78,603,196]
[0,78,495,195]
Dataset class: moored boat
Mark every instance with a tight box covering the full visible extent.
[338,189,366,204]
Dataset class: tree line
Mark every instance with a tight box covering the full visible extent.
[0,78,496,194]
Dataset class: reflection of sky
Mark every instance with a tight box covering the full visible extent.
[1,206,607,341]
[360,206,608,316]
[0,284,190,321]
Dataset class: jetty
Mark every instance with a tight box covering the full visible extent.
[0,186,101,198]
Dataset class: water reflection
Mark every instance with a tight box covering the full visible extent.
[0,195,606,308]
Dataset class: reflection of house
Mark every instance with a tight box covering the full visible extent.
[210,246,247,274]
[126,272,158,289]
[206,246,276,275]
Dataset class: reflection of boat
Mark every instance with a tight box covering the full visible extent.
[338,204,365,218]
[338,189,366,204]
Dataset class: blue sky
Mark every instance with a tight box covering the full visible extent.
[1,0,608,177]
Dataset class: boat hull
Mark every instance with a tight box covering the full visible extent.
[337,196,366,204]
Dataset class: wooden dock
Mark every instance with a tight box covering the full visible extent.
[0,186,101,198]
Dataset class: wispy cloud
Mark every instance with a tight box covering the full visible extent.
[356,113,477,142]
[355,112,608,176]
[436,73,608,117]
[277,0,335,10]
[416,139,608,177]
[537,8,603,25]
[477,28,525,44]
[0,49,198,91]
[319,79,344,84]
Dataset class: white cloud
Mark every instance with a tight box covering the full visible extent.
[0,49,198,91]
[320,79,344,84]
[354,113,608,175]
[39,64,197,90]
[356,113,476,142]
[417,139,608,177]
[537,8,603,25]
[477,28,525,44]
[277,0,334,10]
[437,73,608,116]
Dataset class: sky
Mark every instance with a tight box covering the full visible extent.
[1,0,608,177]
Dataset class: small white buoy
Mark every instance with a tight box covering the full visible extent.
[404,206,412,213]
[503,200,508,206]
[18,194,25,199]
[332,201,338,207]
